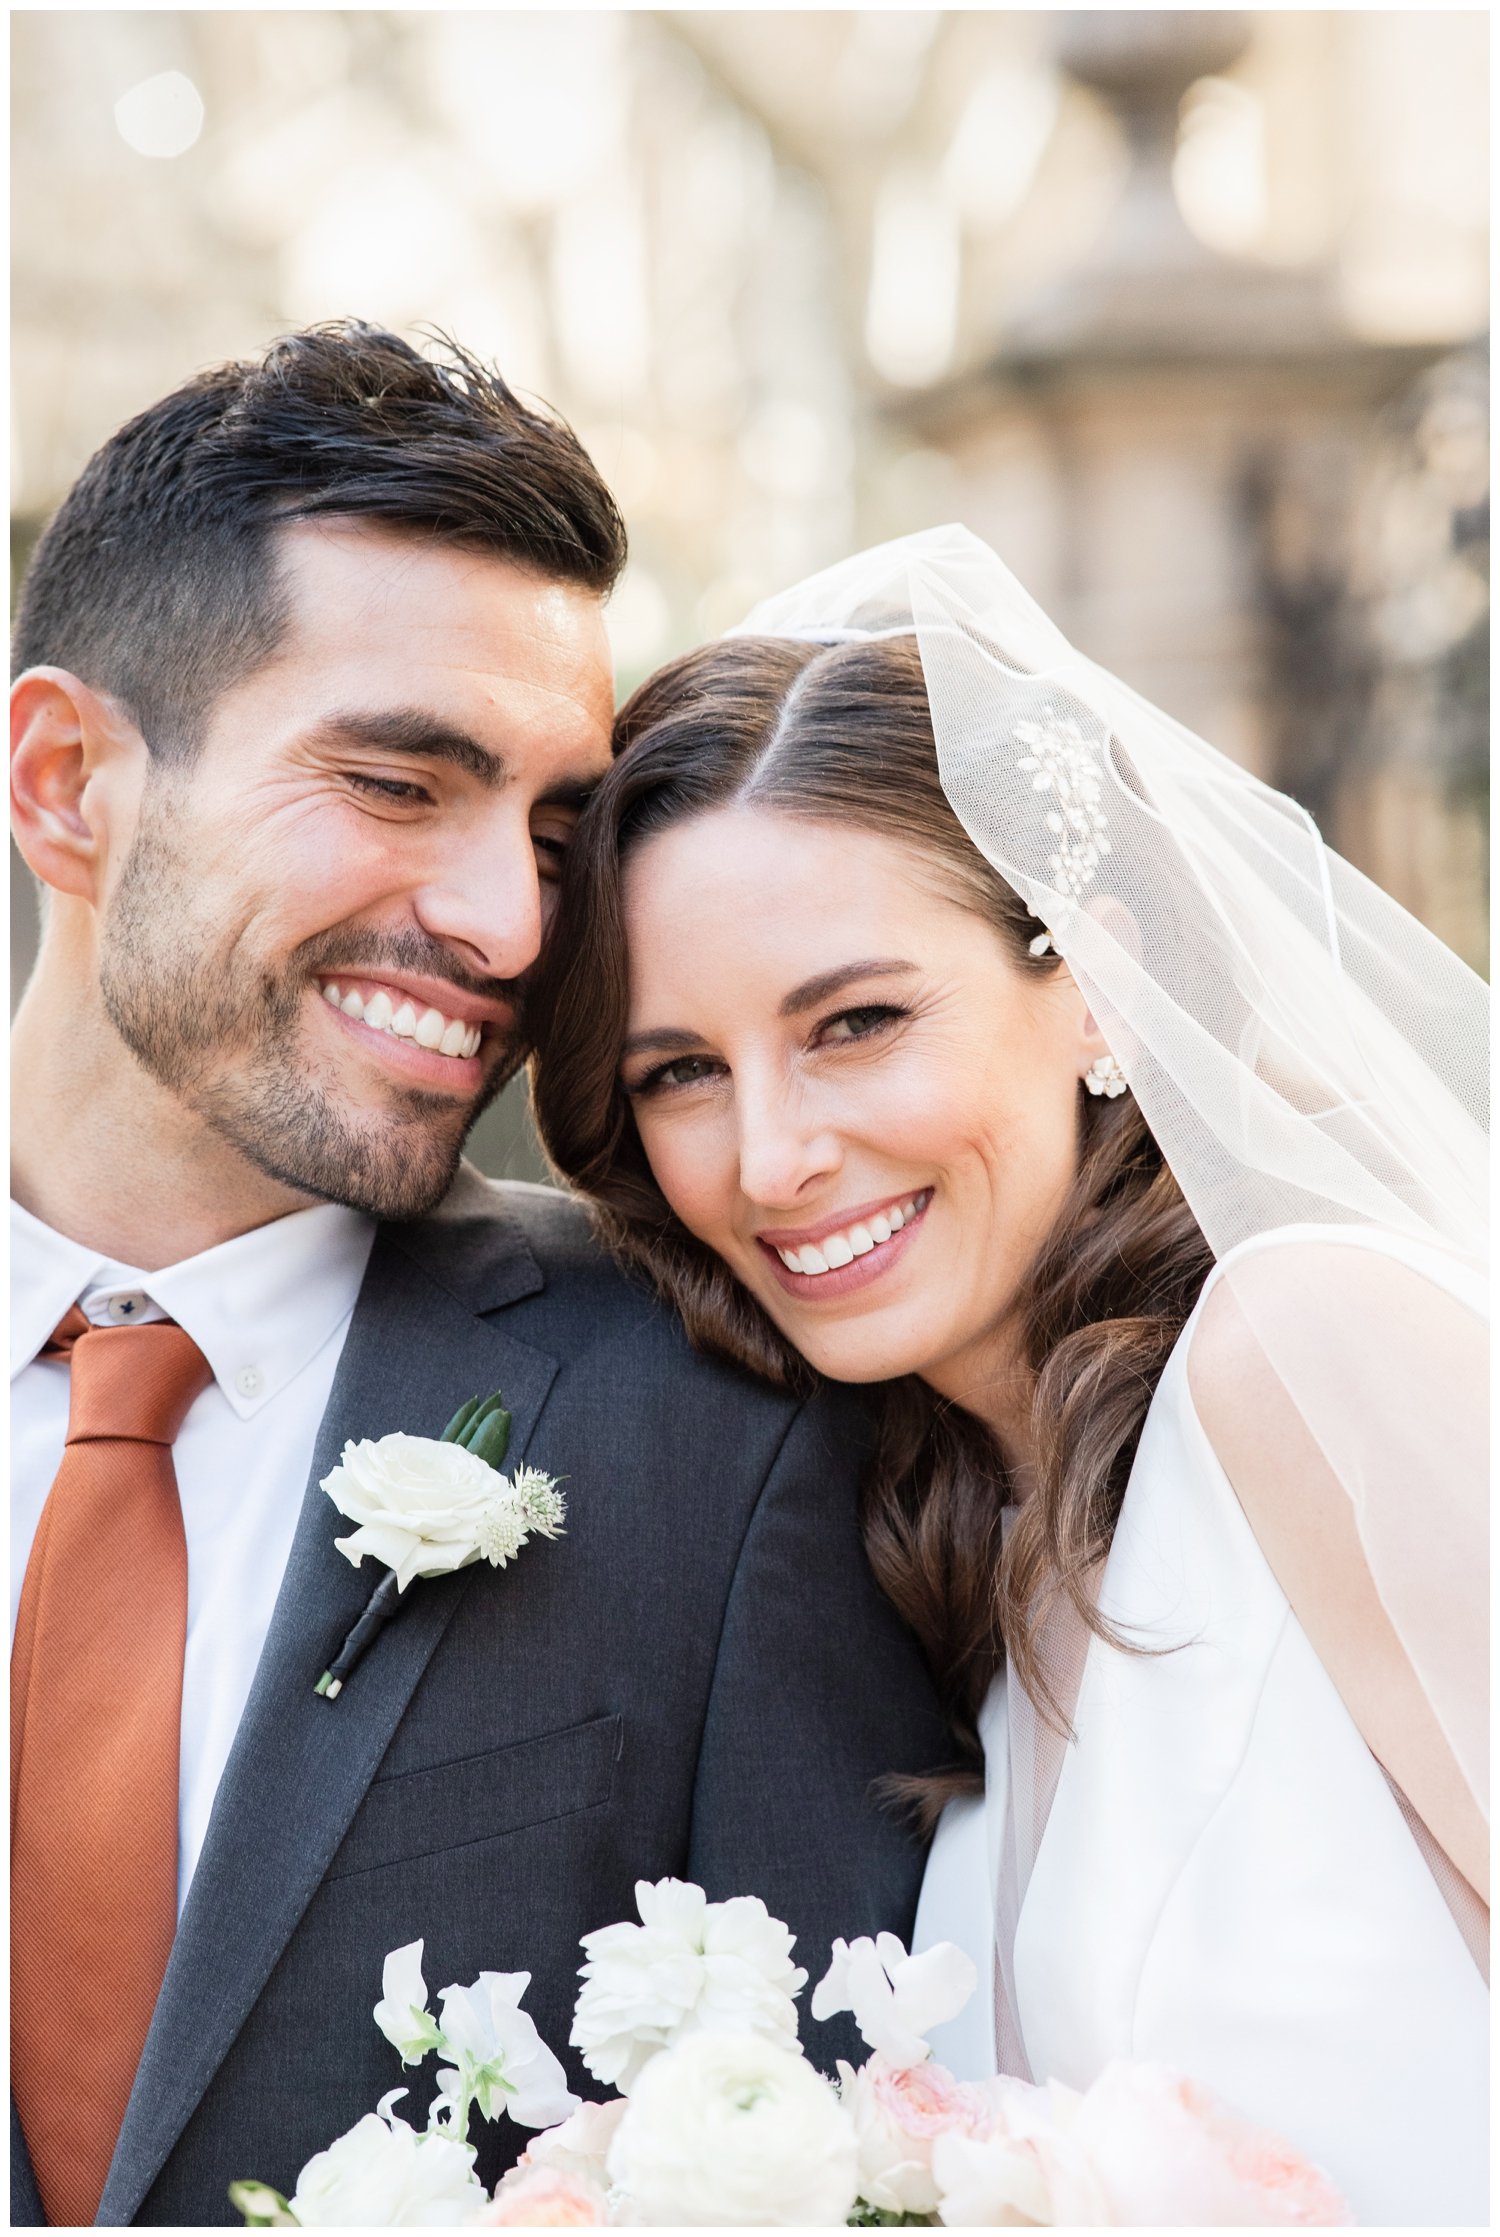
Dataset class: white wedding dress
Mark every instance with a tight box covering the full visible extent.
[913,1228,1488,2227]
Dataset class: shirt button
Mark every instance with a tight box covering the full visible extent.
[235,1365,265,1400]
[107,1292,149,1324]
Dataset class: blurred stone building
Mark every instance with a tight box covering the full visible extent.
[11,9,1488,1175]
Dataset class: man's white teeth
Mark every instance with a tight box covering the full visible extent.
[775,1194,929,1276]
[319,982,481,1060]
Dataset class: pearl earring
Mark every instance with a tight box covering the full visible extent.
[1084,1053,1130,1099]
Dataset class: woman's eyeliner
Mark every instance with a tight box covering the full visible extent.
[628,1002,909,1099]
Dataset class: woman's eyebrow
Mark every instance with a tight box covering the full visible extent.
[778,959,919,1016]
[623,961,919,1062]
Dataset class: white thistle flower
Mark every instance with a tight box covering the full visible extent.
[511,1465,567,1537]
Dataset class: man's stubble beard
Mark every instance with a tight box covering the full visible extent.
[97,796,517,1220]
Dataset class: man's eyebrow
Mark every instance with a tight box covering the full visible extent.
[311,709,505,788]
[621,1025,706,1061]
[778,959,919,1016]
[533,775,598,813]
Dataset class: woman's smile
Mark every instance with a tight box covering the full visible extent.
[755,1186,934,1299]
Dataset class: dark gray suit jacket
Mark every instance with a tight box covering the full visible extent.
[13,1171,946,2225]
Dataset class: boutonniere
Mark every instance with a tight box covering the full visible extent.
[313,1392,565,1700]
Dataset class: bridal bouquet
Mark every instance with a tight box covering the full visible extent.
[231,1879,1352,2227]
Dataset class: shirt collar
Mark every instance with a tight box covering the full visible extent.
[10,1198,377,1418]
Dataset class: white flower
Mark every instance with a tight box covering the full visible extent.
[321,1434,565,1592]
[432,1972,580,2131]
[289,2091,486,2225]
[606,2030,858,2226]
[373,1940,444,2067]
[571,1878,806,2092]
[811,1934,976,2067]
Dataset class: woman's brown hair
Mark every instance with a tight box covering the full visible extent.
[528,634,1213,1817]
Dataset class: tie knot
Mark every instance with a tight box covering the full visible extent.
[47,1311,213,1446]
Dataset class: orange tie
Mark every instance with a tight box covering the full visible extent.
[12,1305,212,2228]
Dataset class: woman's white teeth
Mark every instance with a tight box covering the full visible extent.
[319,983,481,1059]
[776,1194,928,1277]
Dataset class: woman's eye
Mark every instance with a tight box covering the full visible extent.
[818,1003,907,1046]
[345,772,433,805]
[630,1054,722,1096]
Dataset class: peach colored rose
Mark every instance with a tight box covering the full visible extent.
[843,2056,993,2215]
[935,2075,1110,2226]
[1071,2064,1354,2226]
[473,2166,608,2226]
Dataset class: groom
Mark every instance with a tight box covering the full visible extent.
[9,322,945,2226]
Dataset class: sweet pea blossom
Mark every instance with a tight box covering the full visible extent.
[373,1941,444,2067]
[606,2030,859,2226]
[288,2092,485,2226]
[517,2100,628,2187]
[322,1435,564,1592]
[812,1933,976,2067]
[432,1973,579,2133]
[571,1878,806,2091]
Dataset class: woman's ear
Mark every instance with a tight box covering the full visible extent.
[10,668,146,909]
[1069,893,1143,1084]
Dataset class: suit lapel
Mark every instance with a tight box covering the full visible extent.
[98,1193,558,2224]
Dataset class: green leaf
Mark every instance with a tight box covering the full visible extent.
[460,1391,508,1442]
[228,2179,298,2226]
[467,1405,513,1471]
[440,1396,483,1445]
[846,2209,939,2228]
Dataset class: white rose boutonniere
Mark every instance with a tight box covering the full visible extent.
[314,1391,564,1699]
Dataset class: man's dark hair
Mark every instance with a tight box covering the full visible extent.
[11,320,628,757]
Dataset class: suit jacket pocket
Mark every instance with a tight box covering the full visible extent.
[326,1711,623,1880]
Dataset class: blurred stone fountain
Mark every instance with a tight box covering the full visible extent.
[897,11,1483,963]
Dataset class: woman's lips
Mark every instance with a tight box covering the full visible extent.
[755,1190,933,1303]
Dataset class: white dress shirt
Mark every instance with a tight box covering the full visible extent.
[10,1195,376,1911]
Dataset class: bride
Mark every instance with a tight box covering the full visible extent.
[526,528,1487,2225]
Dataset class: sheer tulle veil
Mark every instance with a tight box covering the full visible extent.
[730,525,1488,1833]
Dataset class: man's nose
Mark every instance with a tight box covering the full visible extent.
[410,818,543,983]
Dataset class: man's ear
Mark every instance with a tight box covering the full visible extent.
[11,668,148,908]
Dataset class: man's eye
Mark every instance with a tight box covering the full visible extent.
[818,1004,907,1046]
[345,772,433,804]
[532,829,573,878]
